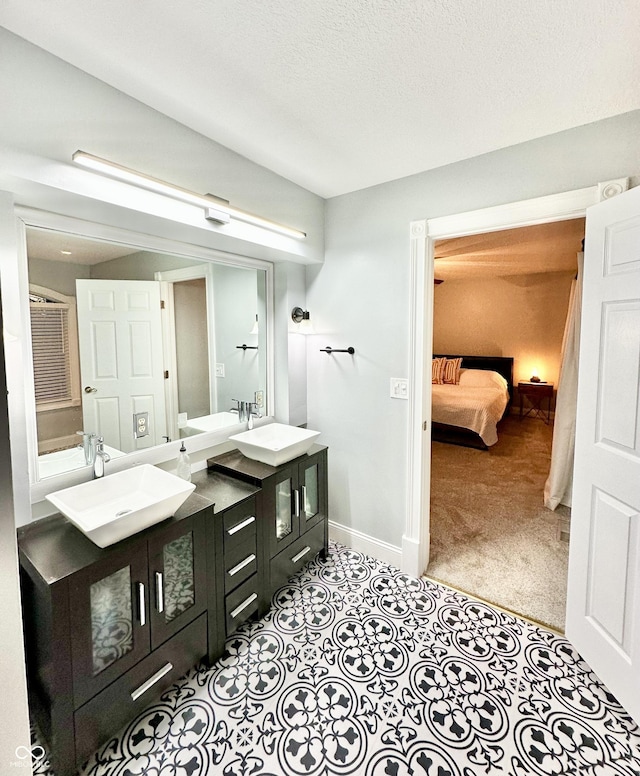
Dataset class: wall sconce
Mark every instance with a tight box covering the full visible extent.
[72,150,307,240]
[291,306,313,334]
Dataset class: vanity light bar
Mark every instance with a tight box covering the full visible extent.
[72,150,306,240]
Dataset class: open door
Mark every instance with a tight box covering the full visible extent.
[76,279,167,452]
[567,184,640,723]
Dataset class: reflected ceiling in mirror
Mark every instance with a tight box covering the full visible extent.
[26,226,268,480]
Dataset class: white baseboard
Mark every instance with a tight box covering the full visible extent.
[328,520,403,569]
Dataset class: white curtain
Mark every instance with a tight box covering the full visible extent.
[544,252,584,510]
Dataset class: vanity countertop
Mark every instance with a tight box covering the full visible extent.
[18,469,259,584]
[208,443,328,485]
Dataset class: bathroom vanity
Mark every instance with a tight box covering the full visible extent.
[18,445,328,776]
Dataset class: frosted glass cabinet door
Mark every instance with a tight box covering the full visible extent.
[300,453,327,530]
[275,477,293,540]
[90,566,135,675]
[162,532,195,622]
[148,513,207,651]
[69,547,150,708]
[302,464,318,522]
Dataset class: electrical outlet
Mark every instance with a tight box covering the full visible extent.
[254,390,264,407]
[215,363,225,378]
[390,378,408,399]
[133,411,149,438]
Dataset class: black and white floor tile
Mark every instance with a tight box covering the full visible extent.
[33,543,640,775]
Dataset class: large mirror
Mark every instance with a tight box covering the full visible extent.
[26,226,268,480]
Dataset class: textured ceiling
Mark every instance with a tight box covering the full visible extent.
[1,0,639,197]
[26,229,137,265]
[434,218,585,280]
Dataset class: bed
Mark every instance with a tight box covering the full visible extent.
[431,355,514,449]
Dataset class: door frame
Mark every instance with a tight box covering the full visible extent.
[155,264,216,441]
[404,179,630,579]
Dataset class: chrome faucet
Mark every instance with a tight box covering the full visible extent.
[247,402,262,430]
[92,436,111,479]
[76,430,97,466]
[230,399,248,422]
[231,399,262,428]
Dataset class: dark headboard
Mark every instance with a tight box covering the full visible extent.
[434,354,515,411]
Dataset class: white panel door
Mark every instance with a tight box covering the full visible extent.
[76,280,167,453]
[567,184,640,723]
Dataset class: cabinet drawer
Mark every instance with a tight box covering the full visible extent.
[224,536,258,594]
[74,613,207,768]
[269,521,325,598]
[225,574,260,635]
[223,499,257,553]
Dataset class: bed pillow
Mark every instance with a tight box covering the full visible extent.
[432,357,446,384]
[458,368,508,391]
[442,357,462,384]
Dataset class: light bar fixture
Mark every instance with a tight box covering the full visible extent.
[72,150,306,239]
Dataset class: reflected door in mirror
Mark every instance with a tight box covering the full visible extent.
[76,279,167,453]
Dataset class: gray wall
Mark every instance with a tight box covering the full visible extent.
[309,111,640,548]
[0,28,324,263]
[212,264,261,410]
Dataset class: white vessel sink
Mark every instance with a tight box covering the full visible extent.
[229,423,320,467]
[183,411,240,434]
[38,443,125,479]
[45,464,195,548]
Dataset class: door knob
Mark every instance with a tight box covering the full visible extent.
[84,386,98,393]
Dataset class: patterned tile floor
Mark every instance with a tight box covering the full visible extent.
[33,543,640,775]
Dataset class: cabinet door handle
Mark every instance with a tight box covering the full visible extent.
[228,554,256,577]
[300,484,307,517]
[293,488,300,519]
[130,662,173,701]
[291,546,311,564]
[155,571,164,613]
[227,515,255,536]
[230,592,258,620]
[137,581,146,627]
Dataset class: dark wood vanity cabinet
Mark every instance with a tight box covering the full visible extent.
[68,512,207,708]
[208,445,328,603]
[18,497,211,775]
[18,446,328,776]
[205,493,262,660]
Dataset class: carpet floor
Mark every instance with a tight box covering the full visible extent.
[32,543,640,775]
[427,415,570,632]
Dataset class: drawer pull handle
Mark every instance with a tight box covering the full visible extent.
[291,546,311,564]
[227,515,256,536]
[131,662,173,701]
[230,592,258,619]
[155,571,164,613]
[137,581,146,627]
[228,554,256,577]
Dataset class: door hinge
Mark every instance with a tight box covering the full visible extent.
[164,370,169,379]
[160,300,165,309]
[423,421,427,431]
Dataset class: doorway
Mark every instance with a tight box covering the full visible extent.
[404,184,608,624]
[425,220,583,630]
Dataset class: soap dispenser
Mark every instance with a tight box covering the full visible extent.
[176,442,191,482]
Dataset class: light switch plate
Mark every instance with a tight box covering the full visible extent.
[254,390,264,407]
[215,363,225,378]
[390,378,408,399]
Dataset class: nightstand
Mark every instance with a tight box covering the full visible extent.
[518,381,554,424]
